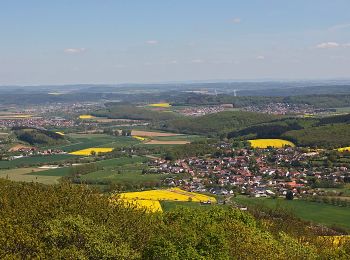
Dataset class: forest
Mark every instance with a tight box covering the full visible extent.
[13,128,66,145]
[0,179,349,259]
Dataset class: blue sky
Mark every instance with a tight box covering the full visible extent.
[1,0,350,85]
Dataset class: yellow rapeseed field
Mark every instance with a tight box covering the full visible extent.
[55,131,65,136]
[120,188,216,203]
[338,146,350,152]
[69,147,114,156]
[149,103,171,108]
[112,188,216,213]
[121,199,163,213]
[249,139,295,148]
[79,114,95,119]
[132,135,147,141]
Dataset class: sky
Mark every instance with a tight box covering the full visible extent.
[1,0,350,85]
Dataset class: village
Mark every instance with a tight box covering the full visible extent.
[242,102,335,115]
[146,144,350,199]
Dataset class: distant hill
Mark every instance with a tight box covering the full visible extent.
[159,111,280,136]
[238,85,350,96]
[93,104,179,121]
[227,118,316,140]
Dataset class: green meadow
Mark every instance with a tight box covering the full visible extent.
[233,196,350,230]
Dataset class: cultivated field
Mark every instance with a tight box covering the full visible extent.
[132,135,147,141]
[113,188,216,212]
[338,146,350,152]
[144,140,190,145]
[148,103,171,108]
[119,188,216,202]
[79,114,95,119]
[8,144,33,152]
[0,154,73,169]
[56,134,139,152]
[131,130,180,137]
[79,156,163,186]
[69,147,114,156]
[0,114,33,119]
[233,196,350,230]
[248,139,295,148]
[0,167,60,184]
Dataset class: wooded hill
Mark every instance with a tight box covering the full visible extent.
[93,104,179,121]
[159,111,280,137]
[0,179,348,259]
[228,113,350,148]
[157,110,350,148]
[13,127,66,145]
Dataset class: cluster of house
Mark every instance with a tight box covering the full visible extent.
[7,148,66,160]
[179,104,233,117]
[147,146,350,197]
[242,103,316,115]
[0,117,75,128]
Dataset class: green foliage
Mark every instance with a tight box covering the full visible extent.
[283,123,350,148]
[233,196,350,231]
[227,118,315,139]
[284,94,350,108]
[0,179,346,258]
[0,154,74,169]
[93,104,179,121]
[286,190,294,200]
[159,142,218,160]
[160,111,279,136]
[13,127,66,145]
[227,113,350,149]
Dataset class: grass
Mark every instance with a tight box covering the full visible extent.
[80,166,162,184]
[0,167,60,184]
[54,134,140,152]
[233,196,350,230]
[31,157,148,178]
[0,154,73,169]
[28,167,72,177]
[321,185,350,196]
[150,134,205,142]
[79,156,167,185]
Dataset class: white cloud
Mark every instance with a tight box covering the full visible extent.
[146,40,158,45]
[256,55,265,60]
[315,42,350,49]
[315,42,340,49]
[64,48,86,54]
[229,17,241,24]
